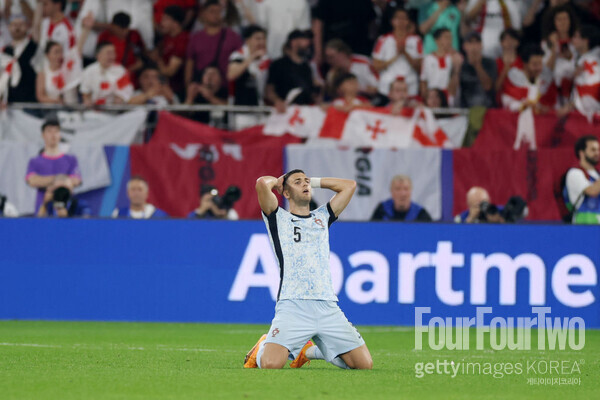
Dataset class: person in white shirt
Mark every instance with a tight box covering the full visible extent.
[565,135,600,224]
[33,0,76,59]
[420,28,462,106]
[324,38,378,99]
[372,8,423,97]
[79,41,134,105]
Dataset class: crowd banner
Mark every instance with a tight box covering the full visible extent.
[0,108,147,145]
[263,105,327,139]
[1,219,598,327]
[0,142,111,215]
[286,145,443,220]
[473,109,600,150]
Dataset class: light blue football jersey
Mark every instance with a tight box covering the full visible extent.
[262,203,338,301]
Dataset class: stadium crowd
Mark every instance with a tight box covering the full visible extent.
[0,0,598,116]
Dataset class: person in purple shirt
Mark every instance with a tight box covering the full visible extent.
[26,120,82,213]
[184,0,243,89]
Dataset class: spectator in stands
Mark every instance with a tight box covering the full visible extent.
[112,176,168,219]
[227,25,269,106]
[385,78,420,114]
[565,135,600,224]
[371,175,432,222]
[37,174,91,218]
[266,30,320,113]
[331,73,369,112]
[425,88,448,108]
[459,31,497,108]
[184,65,227,123]
[188,184,239,220]
[494,28,522,95]
[312,0,376,66]
[26,119,82,214]
[185,0,243,89]
[324,39,379,99]
[97,12,145,85]
[454,186,490,223]
[80,41,134,105]
[150,6,189,100]
[372,8,423,98]
[0,193,19,217]
[420,28,462,106]
[542,5,578,104]
[465,0,522,59]
[501,44,557,112]
[0,14,38,103]
[418,0,462,54]
[251,0,310,59]
[33,0,76,59]
[153,0,196,31]
[129,64,176,105]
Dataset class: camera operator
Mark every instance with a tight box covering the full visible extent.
[0,194,19,217]
[188,184,240,220]
[37,175,91,218]
[455,186,527,223]
[455,186,491,223]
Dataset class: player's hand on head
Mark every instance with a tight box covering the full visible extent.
[275,175,284,194]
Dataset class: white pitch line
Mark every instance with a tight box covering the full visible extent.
[0,342,232,353]
[0,342,61,348]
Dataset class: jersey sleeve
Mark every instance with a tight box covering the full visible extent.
[372,36,392,61]
[68,156,82,180]
[25,158,37,181]
[406,36,423,60]
[326,202,337,227]
[566,168,591,206]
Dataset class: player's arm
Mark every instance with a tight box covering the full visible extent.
[319,177,357,217]
[255,175,283,216]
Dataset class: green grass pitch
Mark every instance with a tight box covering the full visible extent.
[0,321,597,399]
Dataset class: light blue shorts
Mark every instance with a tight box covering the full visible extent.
[264,299,365,362]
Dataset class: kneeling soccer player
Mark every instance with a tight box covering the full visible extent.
[244,170,373,370]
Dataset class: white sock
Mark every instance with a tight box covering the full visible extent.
[330,356,350,369]
[305,345,325,360]
[256,340,267,369]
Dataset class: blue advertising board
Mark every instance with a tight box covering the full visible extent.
[0,219,598,327]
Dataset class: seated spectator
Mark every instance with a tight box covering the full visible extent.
[185,0,243,89]
[151,6,189,100]
[460,31,497,108]
[97,12,145,85]
[371,175,432,222]
[0,193,19,217]
[0,15,38,103]
[465,0,521,59]
[425,88,448,108]
[184,65,228,124]
[565,135,600,224]
[420,28,461,105]
[495,28,522,95]
[568,25,600,117]
[227,25,269,106]
[129,65,176,106]
[26,119,82,214]
[385,78,421,115]
[501,44,557,112]
[331,73,369,112]
[266,29,320,113]
[454,186,490,223]
[324,39,379,99]
[542,5,578,104]
[188,184,239,220]
[112,176,168,219]
[418,0,462,54]
[33,0,76,59]
[372,8,423,98]
[80,41,134,105]
[37,174,91,218]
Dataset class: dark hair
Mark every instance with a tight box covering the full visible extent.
[500,28,521,42]
[578,25,600,50]
[41,119,60,132]
[433,27,450,40]
[242,24,266,40]
[333,72,357,91]
[163,5,185,25]
[129,175,148,185]
[544,5,578,40]
[112,12,131,29]
[50,0,66,11]
[203,0,221,9]
[44,40,61,54]
[391,7,409,22]
[521,43,545,63]
[283,169,306,189]
[325,38,352,56]
[139,63,160,77]
[574,135,599,158]
[95,41,114,54]
[430,89,449,108]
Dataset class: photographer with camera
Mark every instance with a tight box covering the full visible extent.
[37,175,91,218]
[455,186,527,223]
[188,184,240,220]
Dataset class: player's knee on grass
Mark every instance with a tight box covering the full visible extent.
[341,345,373,370]
[260,343,289,369]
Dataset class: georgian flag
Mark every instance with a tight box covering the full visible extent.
[263,105,327,139]
[573,48,600,122]
[501,67,558,111]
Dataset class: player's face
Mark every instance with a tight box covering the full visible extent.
[584,141,600,165]
[284,173,311,204]
[42,126,61,148]
[391,179,411,211]
[127,181,149,206]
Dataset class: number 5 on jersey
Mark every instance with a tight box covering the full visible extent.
[294,226,301,243]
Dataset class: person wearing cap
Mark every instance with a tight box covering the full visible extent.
[266,29,319,113]
[459,30,497,108]
[112,176,168,219]
[37,174,91,218]
[0,14,38,103]
[188,184,239,220]
[26,120,82,214]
